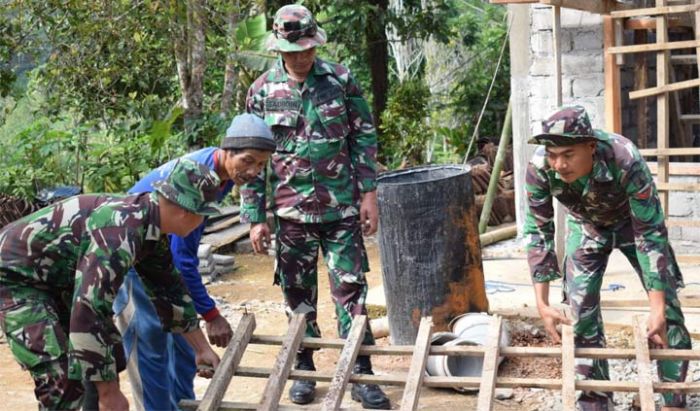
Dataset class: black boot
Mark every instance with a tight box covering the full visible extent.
[289,349,316,405]
[350,356,391,409]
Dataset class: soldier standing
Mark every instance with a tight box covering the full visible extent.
[241,5,389,409]
[524,106,690,411]
[0,159,222,411]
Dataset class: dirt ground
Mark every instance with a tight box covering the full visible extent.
[0,239,596,410]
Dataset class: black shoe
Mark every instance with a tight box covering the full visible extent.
[350,356,391,409]
[289,349,316,405]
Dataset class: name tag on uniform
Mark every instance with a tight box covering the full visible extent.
[265,98,301,112]
[311,88,343,105]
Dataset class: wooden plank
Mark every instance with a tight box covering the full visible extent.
[553,5,562,106]
[626,17,689,30]
[602,296,700,308]
[604,16,622,133]
[671,54,700,65]
[321,315,368,411]
[489,0,537,3]
[540,0,610,14]
[200,223,250,249]
[634,29,649,148]
[680,113,700,122]
[657,0,671,215]
[608,39,700,55]
[399,317,433,411]
[655,182,700,191]
[259,314,307,411]
[633,315,656,411]
[640,147,700,156]
[197,314,256,411]
[204,214,241,234]
[611,4,700,18]
[666,219,700,227]
[629,77,700,99]
[207,205,240,223]
[676,254,700,264]
[233,366,700,392]
[476,316,503,411]
[648,161,700,175]
[249,335,700,360]
[561,326,576,410]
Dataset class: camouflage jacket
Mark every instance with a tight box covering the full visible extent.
[524,132,671,291]
[0,193,198,381]
[241,57,378,224]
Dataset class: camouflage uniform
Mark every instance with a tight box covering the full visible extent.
[0,159,220,410]
[241,11,378,346]
[524,106,690,410]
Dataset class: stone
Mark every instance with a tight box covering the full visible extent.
[495,388,514,400]
[234,238,254,254]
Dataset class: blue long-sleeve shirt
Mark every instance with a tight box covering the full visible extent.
[129,147,234,318]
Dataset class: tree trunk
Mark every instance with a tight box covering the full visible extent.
[220,4,239,117]
[170,0,207,144]
[365,0,389,131]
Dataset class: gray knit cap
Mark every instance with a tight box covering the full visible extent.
[221,113,276,152]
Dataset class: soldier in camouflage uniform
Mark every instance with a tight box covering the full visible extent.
[524,106,691,411]
[241,5,389,409]
[0,159,222,411]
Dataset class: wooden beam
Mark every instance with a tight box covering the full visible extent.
[561,326,576,410]
[665,219,700,227]
[602,296,700,308]
[608,39,700,55]
[321,315,368,411]
[655,182,700,191]
[634,29,649,148]
[626,17,688,30]
[540,0,610,14]
[657,0,670,214]
[476,316,503,411]
[196,314,256,411]
[640,147,700,156]
[259,314,306,411]
[604,16,622,133]
[629,78,700,99]
[633,316,656,411]
[400,317,433,411]
[249,335,700,360]
[611,4,700,18]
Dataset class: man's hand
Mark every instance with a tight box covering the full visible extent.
[94,380,129,411]
[537,304,572,344]
[250,223,271,254]
[206,314,233,347]
[360,190,378,236]
[647,290,668,348]
[195,347,221,379]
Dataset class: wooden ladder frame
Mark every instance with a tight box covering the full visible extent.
[181,313,700,411]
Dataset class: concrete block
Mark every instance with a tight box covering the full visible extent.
[561,8,603,29]
[570,30,603,52]
[531,31,553,56]
[529,58,554,77]
[562,54,604,76]
[572,76,604,98]
[528,76,557,100]
[681,227,700,242]
[531,7,554,32]
[668,226,682,241]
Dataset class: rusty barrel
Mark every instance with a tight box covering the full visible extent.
[376,165,489,344]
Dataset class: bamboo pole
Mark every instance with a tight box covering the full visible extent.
[478,100,512,234]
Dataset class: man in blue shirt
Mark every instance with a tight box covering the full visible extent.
[113,114,275,410]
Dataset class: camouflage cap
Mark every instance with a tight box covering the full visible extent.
[153,159,222,216]
[266,5,327,52]
[529,105,608,146]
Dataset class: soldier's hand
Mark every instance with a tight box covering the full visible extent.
[537,304,571,344]
[250,223,271,254]
[94,380,129,411]
[360,190,378,236]
[206,313,233,347]
[647,309,668,348]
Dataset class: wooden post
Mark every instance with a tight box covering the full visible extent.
[197,314,256,411]
[399,317,433,411]
[561,326,576,410]
[258,314,306,411]
[634,29,649,148]
[604,16,622,133]
[657,0,670,213]
[552,5,566,266]
[321,315,368,411]
[633,316,656,411]
[476,315,503,411]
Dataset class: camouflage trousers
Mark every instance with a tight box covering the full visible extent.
[564,217,690,410]
[0,280,85,410]
[275,216,375,346]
